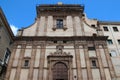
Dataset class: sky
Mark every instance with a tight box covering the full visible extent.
[0,0,120,35]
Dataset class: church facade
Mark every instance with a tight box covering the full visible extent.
[5,3,119,80]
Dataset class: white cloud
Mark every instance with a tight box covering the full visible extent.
[10,24,18,36]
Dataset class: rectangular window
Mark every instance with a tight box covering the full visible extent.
[24,60,29,67]
[103,26,109,31]
[88,47,95,50]
[4,48,11,64]
[54,41,57,43]
[107,39,113,44]
[92,60,97,67]
[63,41,67,43]
[118,40,120,44]
[113,27,119,32]
[56,19,63,29]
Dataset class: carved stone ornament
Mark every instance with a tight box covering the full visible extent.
[52,27,56,31]
[49,51,71,56]
[63,27,67,31]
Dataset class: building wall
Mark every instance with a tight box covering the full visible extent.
[0,8,14,80]
[100,24,120,78]
[0,26,11,60]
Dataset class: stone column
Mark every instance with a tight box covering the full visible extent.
[103,45,116,79]
[5,46,17,80]
[74,44,82,80]
[14,45,26,80]
[39,43,46,80]
[28,46,37,80]
[95,45,106,80]
[84,44,93,80]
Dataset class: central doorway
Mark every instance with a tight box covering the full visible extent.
[53,62,68,80]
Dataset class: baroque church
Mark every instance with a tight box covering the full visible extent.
[4,2,120,80]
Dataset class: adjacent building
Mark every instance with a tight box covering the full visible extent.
[0,8,14,80]
[99,21,120,79]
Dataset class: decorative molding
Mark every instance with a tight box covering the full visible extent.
[14,36,108,41]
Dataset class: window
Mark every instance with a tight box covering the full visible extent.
[88,47,95,50]
[107,39,113,44]
[90,58,98,68]
[63,41,67,43]
[91,24,95,27]
[92,60,97,67]
[4,48,11,64]
[54,41,57,43]
[117,40,120,44]
[113,27,119,32]
[24,60,29,67]
[103,26,109,31]
[56,19,63,29]
[109,53,112,57]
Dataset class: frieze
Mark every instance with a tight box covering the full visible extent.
[21,45,26,49]
[74,44,79,48]
[49,52,71,56]
[83,44,88,49]
[14,41,26,45]
[26,41,33,45]
[33,41,46,46]
[46,41,74,45]
[75,41,86,44]
[102,44,108,49]
[32,45,37,49]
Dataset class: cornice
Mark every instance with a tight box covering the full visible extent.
[99,21,120,25]
[14,36,108,41]
[36,4,84,17]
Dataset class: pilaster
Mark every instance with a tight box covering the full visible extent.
[69,57,73,80]
[14,45,26,80]
[74,44,83,80]
[48,60,52,80]
[28,46,37,80]
[39,43,46,80]
[84,44,93,80]
[95,45,106,80]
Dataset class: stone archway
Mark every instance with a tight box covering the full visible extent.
[53,62,68,80]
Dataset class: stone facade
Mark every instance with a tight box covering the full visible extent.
[4,3,120,80]
[0,8,14,80]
